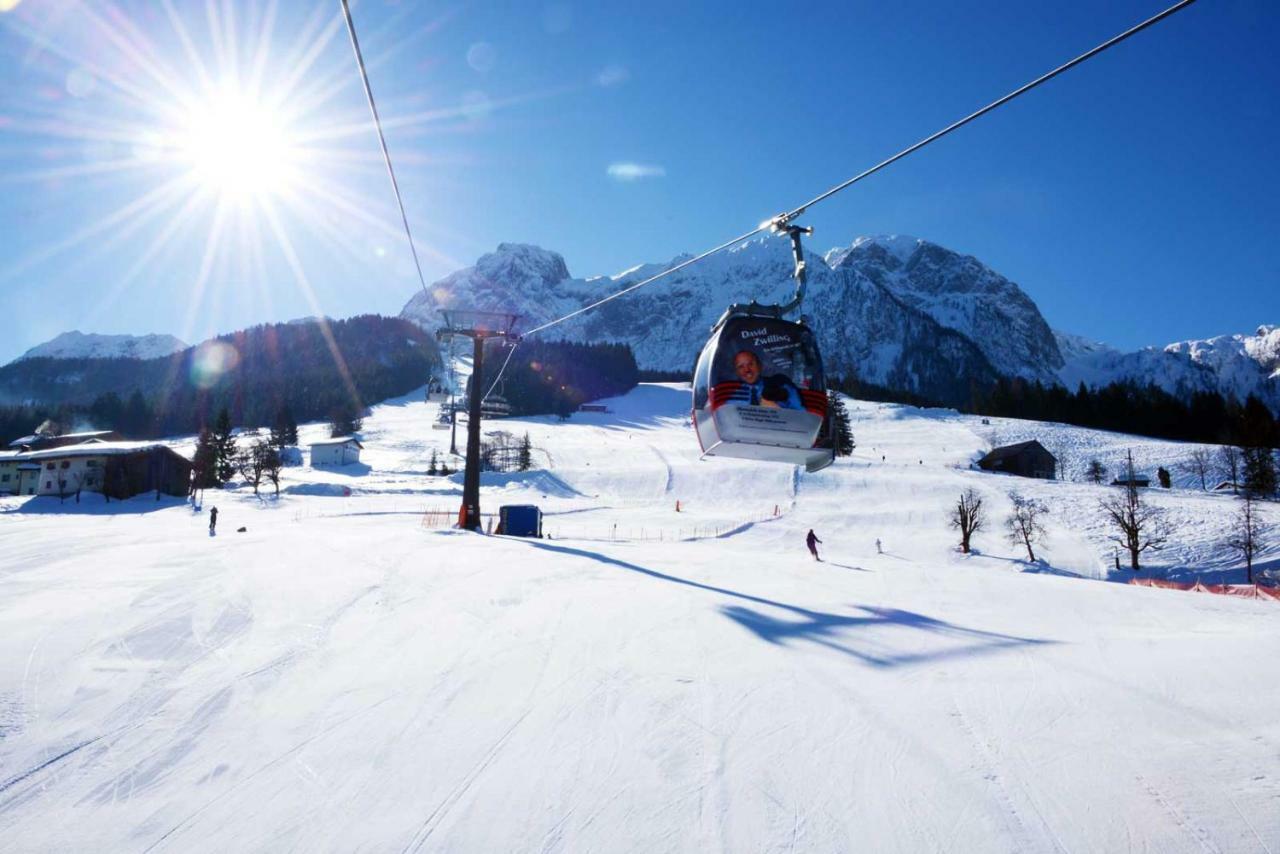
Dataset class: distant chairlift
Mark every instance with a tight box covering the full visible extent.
[426,375,450,403]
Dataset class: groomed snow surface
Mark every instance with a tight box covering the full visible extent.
[2,384,1278,852]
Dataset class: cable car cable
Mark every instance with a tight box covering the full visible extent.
[481,0,1196,401]
[340,0,431,296]
[772,0,1198,228]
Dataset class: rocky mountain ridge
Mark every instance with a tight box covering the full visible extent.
[399,236,1278,411]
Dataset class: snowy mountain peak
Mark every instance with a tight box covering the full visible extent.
[15,330,187,363]
[828,234,924,269]
[827,236,1063,379]
[482,243,572,285]
[399,243,579,332]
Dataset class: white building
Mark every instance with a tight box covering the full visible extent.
[310,437,363,467]
[0,451,24,494]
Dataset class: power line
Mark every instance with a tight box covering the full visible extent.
[482,0,1197,399]
[340,0,431,295]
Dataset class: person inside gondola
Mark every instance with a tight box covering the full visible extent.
[725,349,803,410]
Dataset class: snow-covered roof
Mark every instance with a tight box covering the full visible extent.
[979,440,1052,463]
[309,437,364,449]
[15,441,190,462]
[7,430,118,448]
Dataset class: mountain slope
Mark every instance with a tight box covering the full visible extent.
[0,316,441,437]
[15,330,187,363]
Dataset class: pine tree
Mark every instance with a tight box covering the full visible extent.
[1242,446,1277,498]
[1157,466,1171,489]
[123,390,151,437]
[191,428,221,490]
[827,391,855,457]
[284,406,299,445]
[428,449,439,476]
[212,407,237,484]
[518,432,533,471]
[269,418,286,451]
[328,401,362,437]
[1086,459,1106,484]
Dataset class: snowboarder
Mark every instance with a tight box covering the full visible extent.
[209,506,218,535]
[806,529,822,561]
[875,538,882,554]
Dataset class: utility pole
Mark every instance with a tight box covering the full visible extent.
[437,309,519,531]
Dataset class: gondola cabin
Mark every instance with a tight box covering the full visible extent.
[692,307,833,472]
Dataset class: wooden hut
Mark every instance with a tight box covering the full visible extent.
[977,440,1057,480]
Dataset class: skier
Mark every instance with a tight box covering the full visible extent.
[806,529,822,562]
[875,538,882,554]
[209,506,219,536]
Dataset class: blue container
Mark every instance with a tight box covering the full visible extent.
[498,504,542,538]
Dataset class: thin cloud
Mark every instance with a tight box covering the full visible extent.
[607,162,665,182]
[596,64,629,88]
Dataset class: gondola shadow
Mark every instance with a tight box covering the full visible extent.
[517,540,1053,668]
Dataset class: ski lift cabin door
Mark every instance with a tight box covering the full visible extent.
[693,310,833,472]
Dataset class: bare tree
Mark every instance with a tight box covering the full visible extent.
[1226,492,1264,584]
[1100,451,1167,571]
[1183,447,1213,491]
[259,442,283,496]
[1006,492,1049,562]
[950,488,985,554]
[1053,445,1073,482]
[1085,458,1106,484]
[236,443,267,495]
[1218,445,1241,494]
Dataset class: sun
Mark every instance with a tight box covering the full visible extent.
[179,88,298,201]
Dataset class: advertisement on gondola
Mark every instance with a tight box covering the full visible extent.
[707,318,821,415]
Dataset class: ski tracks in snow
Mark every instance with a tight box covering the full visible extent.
[400,707,535,854]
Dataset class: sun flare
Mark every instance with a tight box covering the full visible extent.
[180,89,297,200]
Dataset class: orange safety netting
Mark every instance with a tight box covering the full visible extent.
[1129,578,1280,601]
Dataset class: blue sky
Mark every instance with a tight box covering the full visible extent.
[0,0,1276,363]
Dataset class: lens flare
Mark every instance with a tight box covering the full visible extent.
[190,340,240,389]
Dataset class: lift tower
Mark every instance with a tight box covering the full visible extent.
[436,309,519,531]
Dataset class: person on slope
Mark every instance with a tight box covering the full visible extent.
[806,529,822,562]
[209,506,218,536]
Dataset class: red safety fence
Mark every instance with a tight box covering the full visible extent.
[1129,578,1280,601]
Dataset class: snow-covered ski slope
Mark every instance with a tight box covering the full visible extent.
[2,384,1278,852]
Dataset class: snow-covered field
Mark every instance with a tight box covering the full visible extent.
[2,384,1278,852]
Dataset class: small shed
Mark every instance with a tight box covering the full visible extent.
[497,504,542,537]
[977,440,1056,480]
[102,446,192,499]
[310,437,363,467]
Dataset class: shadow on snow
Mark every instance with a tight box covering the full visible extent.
[519,540,1055,668]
